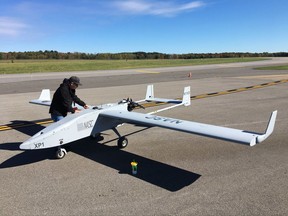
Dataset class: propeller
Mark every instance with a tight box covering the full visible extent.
[126,98,145,111]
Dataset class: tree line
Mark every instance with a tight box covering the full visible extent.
[1,50,288,60]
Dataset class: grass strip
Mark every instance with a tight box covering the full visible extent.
[0,57,268,74]
[255,65,288,70]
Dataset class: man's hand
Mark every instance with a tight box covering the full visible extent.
[83,105,89,109]
[72,107,81,113]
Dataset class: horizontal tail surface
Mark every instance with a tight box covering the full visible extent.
[145,84,190,105]
[29,89,51,106]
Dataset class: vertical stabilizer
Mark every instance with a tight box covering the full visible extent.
[39,89,51,101]
[145,85,154,101]
[183,86,191,106]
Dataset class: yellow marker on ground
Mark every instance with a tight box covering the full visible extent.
[131,161,138,175]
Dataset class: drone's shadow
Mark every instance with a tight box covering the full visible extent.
[0,120,54,167]
[1,123,201,192]
[71,136,201,192]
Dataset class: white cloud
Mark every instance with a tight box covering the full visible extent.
[115,0,152,13]
[0,17,28,37]
[112,0,205,16]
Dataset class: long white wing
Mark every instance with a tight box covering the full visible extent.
[99,110,277,146]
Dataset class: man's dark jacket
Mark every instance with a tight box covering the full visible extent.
[49,79,86,117]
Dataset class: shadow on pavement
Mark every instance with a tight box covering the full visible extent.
[1,123,201,191]
[70,137,201,192]
[0,121,50,168]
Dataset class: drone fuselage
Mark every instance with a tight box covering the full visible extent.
[20,102,128,150]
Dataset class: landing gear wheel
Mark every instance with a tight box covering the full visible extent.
[117,137,128,149]
[56,148,67,159]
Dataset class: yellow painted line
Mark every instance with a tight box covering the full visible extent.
[36,120,53,125]
[193,95,209,99]
[1,79,287,132]
[236,87,248,91]
[189,79,288,100]
[238,74,288,80]
[135,70,160,74]
[0,119,53,131]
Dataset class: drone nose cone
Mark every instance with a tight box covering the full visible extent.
[20,141,32,150]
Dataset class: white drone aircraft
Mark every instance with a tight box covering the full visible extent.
[20,85,277,159]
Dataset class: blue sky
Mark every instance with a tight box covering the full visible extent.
[1,0,287,54]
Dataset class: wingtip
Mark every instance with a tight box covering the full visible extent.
[255,110,278,145]
[250,138,257,147]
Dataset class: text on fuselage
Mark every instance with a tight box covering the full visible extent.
[77,120,94,131]
[34,142,44,149]
[145,116,183,124]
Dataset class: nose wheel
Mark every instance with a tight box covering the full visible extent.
[56,147,67,159]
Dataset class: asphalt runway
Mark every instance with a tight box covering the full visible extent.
[1,58,288,215]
